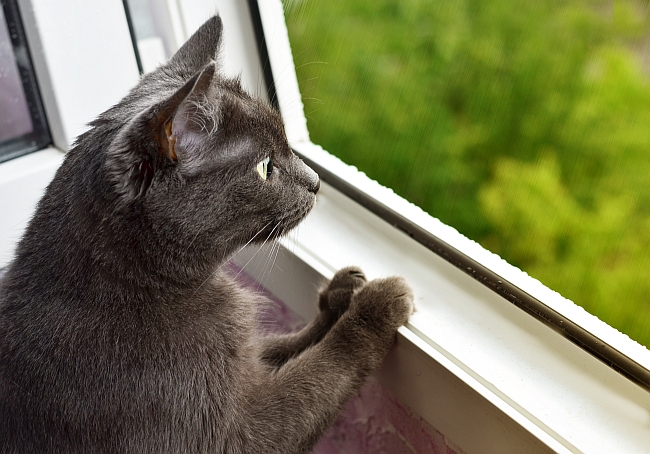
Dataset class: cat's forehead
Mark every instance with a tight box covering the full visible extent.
[177,77,290,166]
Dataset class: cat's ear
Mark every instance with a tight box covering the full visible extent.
[157,62,217,163]
[106,64,217,201]
[168,15,223,75]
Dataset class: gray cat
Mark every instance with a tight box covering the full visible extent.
[0,16,413,453]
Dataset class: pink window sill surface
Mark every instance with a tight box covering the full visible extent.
[236,265,459,454]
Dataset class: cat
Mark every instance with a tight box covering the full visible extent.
[0,16,413,454]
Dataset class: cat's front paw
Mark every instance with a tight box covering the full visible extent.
[350,276,414,333]
[318,266,367,317]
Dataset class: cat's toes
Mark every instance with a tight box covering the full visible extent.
[351,276,414,330]
[319,266,367,315]
[329,266,367,291]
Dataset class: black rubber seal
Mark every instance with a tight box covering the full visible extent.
[0,0,52,163]
[121,0,144,74]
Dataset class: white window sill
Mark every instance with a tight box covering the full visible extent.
[0,147,64,267]
[234,140,650,454]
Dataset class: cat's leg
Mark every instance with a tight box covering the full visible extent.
[243,276,414,454]
[259,266,367,368]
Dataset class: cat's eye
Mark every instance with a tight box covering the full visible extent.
[256,157,273,181]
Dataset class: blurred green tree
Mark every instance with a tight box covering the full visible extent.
[284,0,650,347]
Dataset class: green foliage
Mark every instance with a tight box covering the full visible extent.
[284,0,650,348]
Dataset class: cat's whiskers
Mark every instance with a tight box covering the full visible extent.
[189,221,274,299]
[232,219,274,258]
[255,213,290,290]
[259,237,281,290]
[288,227,298,256]
[265,239,283,286]
[233,221,282,282]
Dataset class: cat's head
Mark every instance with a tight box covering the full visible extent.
[95,16,318,267]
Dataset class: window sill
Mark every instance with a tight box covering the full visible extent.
[234,142,650,453]
[0,146,64,268]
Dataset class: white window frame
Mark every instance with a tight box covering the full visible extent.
[1,1,649,453]
[0,0,140,266]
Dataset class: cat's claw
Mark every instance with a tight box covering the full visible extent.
[350,276,414,330]
[319,266,367,316]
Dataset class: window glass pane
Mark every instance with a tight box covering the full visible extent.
[284,0,650,349]
[123,0,181,73]
[0,0,50,163]
[0,6,31,142]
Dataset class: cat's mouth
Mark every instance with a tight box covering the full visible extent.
[252,196,315,245]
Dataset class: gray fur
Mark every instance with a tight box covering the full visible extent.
[0,16,413,453]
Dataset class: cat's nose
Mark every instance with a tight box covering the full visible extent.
[296,157,320,194]
[301,162,319,194]
[310,178,320,194]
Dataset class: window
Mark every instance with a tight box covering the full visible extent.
[0,0,138,265]
[122,0,183,73]
[283,0,650,351]
[0,0,50,163]
[251,1,650,452]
